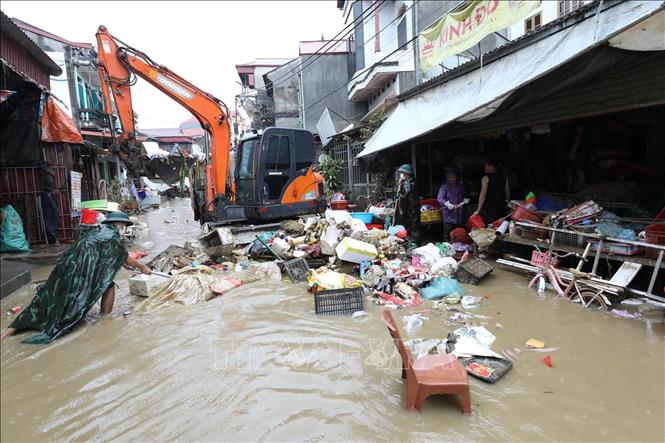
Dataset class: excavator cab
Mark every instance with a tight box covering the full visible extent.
[214,127,325,223]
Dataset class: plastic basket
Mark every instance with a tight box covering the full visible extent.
[645,223,665,259]
[314,287,364,315]
[512,204,543,223]
[530,250,559,268]
[460,356,513,383]
[456,257,493,284]
[284,257,309,283]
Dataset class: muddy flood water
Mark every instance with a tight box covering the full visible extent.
[1,198,664,442]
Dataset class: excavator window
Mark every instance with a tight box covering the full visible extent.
[238,139,256,179]
[265,134,291,171]
[294,131,315,170]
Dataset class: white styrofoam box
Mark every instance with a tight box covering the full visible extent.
[129,274,163,297]
[335,237,378,264]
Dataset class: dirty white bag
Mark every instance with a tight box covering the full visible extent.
[320,225,341,256]
[251,261,282,281]
[469,228,497,250]
[431,257,458,277]
[325,209,352,226]
[271,237,290,256]
[411,243,442,267]
[350,218,368,232]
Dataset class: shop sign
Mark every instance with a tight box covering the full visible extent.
[419,0,541,72]
[70,171,82,216]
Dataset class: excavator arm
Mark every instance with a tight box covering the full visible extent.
[95,25,231,207]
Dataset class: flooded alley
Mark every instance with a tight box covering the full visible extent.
[1,198,663,442]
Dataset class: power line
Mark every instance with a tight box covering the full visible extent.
[263,0,411,94]
[303,4,447,112]
[265,0,385,89]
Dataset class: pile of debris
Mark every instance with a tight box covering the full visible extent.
[225,209,494,307]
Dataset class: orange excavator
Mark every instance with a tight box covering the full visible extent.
[95,26,325,225]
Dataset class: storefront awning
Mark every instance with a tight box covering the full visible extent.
[357,1,665,158]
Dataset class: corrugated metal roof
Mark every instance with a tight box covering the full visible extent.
[0,11,61,76]
[12,17,93,49]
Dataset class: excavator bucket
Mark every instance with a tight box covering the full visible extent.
[116,145,181,184]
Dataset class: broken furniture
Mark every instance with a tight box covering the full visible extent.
[381,310,471,414]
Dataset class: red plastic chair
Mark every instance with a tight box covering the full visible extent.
[381,310,472,414]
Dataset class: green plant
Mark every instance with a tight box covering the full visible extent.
[109,178,122,204]
[318,154,343,198]
[360,109,386,140]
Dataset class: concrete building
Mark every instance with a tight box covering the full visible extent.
[339,0,416,122]
[235,58,291,129]
[262,40,367,142]
[506,0,594,39]
[12,17,125,198]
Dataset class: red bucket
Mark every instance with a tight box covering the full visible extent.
[467,214,485,230]
[81,208,98,224]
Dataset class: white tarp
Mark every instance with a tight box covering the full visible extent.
[358,0,665,158]
[143,141,169,159]
[142,177,171,192]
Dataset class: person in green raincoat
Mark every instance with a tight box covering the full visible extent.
[1,212,151,344]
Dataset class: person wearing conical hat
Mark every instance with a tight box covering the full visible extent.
[1,212,151,343]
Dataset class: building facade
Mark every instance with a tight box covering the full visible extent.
[13,17,125,201]
[1,11,79,244]
[235,58,292,130]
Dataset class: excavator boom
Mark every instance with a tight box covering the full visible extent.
[95,25,230,205]
[95,26,324,226]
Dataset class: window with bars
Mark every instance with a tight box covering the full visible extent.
[558,0,583,17]
[524,12,542,33]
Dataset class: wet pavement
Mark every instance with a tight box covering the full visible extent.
[1,198,664,442]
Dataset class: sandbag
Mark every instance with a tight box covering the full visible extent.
[0,205,30,253]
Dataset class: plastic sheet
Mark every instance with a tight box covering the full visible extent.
[134,267,217,313]
[40,95,84,144]
[10,225,128,343]
[420,277,465,300]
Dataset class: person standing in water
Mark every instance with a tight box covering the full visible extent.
[393,163,421,245]
[1,212,151,344]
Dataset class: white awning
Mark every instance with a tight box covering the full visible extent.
[358,1,664,158]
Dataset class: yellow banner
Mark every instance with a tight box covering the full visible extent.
[419,0,541,72]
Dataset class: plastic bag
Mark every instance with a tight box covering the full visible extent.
[431,257,458,277]
[411,243,442,267]
[251,261,282,281]
[595,222,637,241]
[436,242,455,257]
[420,277,465,300]
[307,268,362,291]
[469,228,496,250]
[320,225,341,256]
[0,205,30,253]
